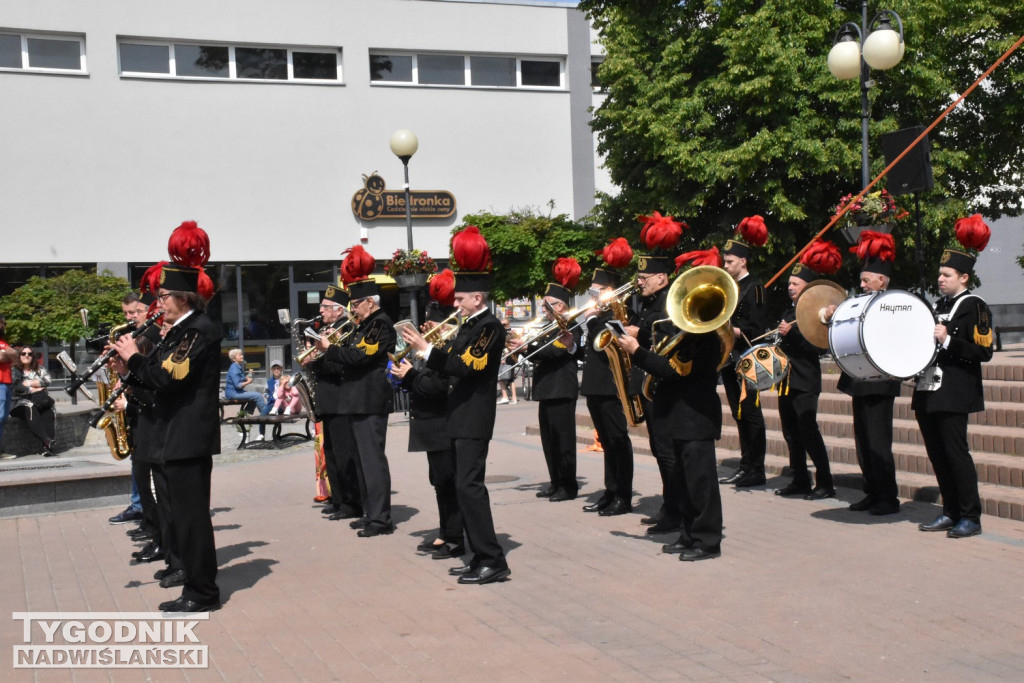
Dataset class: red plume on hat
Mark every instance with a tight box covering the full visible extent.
[850,230,895,262]
[638,211,687,250]
[340,245,375,285]
[801,239,842,275]
[674,246,722,271]
[140,261,169,316]
[552,257,582,290]
[736,215,768,247]
[428,268,456,308]
[598,237,633,268]
[167,221,211,268]
[954,213,991,251]
[451,225,492,272]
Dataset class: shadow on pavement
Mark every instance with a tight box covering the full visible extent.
[219,557,278,602]
[217,540,269,566]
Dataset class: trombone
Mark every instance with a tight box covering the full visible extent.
[390,312,461,363]
[296,319,356,363]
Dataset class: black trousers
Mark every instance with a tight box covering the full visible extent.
[321,414,363,515]
[161,456,218,604]
[150,464,184,572]
[132,459,160,537]
[672,439,723,551]
[777,391,832,489]
[10,404,55,450]
[453,437,506,569]
[346,414,391,529]
[538,398,578,495]
[852,394,898,503]
[585,395,634,503]
[645,399,682,522]
[916,411,981,523]
[720,363,766,471]
[426,448,463,543]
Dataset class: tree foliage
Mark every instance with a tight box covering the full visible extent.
[0,270,131,347]
[455,208,601,303]
[579,0,1024,291]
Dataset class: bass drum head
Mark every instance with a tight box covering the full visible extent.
[861,290,937,379]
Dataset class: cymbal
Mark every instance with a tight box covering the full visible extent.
[795,280,847,349]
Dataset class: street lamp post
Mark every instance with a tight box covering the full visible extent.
[389,129,420,325]
[827,2,905,190]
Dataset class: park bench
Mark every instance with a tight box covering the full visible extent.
[222,411,313,450]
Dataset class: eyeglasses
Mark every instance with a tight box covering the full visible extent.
[156,293,174,302]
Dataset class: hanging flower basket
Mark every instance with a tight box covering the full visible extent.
[383,248,438,288]
[394,273,429,289]
[832,190,908,245]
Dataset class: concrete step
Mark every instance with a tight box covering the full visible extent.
[815,371,1024,403]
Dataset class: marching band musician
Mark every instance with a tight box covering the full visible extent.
[617,249,727,562]
[913,215,994,539]
[314,246,397,538]
[717,217,770,488]
[110,221,222,613]
[830,231,902,516]
[580,238,636,516]
[626,211,685,535]
[517,257,583,502]
[773,242,840,500]
[389,270,464,560]
[307,284,364,523]
[400,226,511,586]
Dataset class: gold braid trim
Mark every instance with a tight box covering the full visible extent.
[357,339,379,356]
[974,326,993,347]
[460,346,488,370]
[161,356,190,380]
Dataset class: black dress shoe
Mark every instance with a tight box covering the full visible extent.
[153,567,178,581]
[868,500,901,516]
[548,489,577,502]
[946,518,982,538]
[128,530,154,542]
[582,493,613,513]
[646,519,681,535]
[918,514,955,532]
[159,597,220,613]
[774,481,812,497]
[804,487,836,501]
[133,546,165,563]
[357,524,395,537]
[640,513,663,526]
[848,495,876,512]
[328,510,360,521]
[348,518,369,529]
[679,546,721,562]
[159,569,187,588]
[416,539,444,552]
[718,468,749,485]
[535,487,555,498]
[448,565,476,576]
[598,498,632,516]
[431,543,465,560]
[733,470,767,488]
[661,540,693,554]
[131,542,157,559]
[457,565,511,585]
[320,504,340,516]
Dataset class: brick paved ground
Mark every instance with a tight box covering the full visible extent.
[3,401,1024,681]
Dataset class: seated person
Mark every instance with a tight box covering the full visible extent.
[266,360,302,415]
[225,348,269,439]
[10,347,57,457]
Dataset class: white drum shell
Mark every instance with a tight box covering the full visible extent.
[829,290,937,380]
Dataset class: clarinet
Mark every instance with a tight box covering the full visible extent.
[65,311,162,396]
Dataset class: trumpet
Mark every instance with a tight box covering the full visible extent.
[501,303,587,362]
[390,313,461,363]
[297,319,356,363]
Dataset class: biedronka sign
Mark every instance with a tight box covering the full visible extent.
[351,173,456,221]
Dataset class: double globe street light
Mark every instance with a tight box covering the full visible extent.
[827,3,905,190]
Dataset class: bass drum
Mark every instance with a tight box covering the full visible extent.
[829,289,937,380]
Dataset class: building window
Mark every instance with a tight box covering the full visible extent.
[371,51,564,89]
[0,31,86,73]
[118,39,342,83]
[591,57,606,92]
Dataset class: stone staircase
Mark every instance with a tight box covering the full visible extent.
[560,354,1024,521]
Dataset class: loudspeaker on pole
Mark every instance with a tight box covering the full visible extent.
[881,126,934,195]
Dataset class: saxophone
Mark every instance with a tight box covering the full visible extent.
[94,321,134,460]
[592,298,645,427]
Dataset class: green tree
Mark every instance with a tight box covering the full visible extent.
[0,270,131,347]
[579,0,1024,290]
[456,208,603,304]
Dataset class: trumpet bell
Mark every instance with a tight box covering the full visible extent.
[666,265,739,335]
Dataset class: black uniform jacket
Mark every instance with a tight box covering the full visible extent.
[632,329,723,441]
[777,305,822,395]
[527,326,581,401]
[125,311,222,462]
[322,308,396,415]
[308,320,348,415]
[729,273,768,360]
[400,362,451,452]
[911,290,993,414]
[426,309,506,440]
[630,287,668,395]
